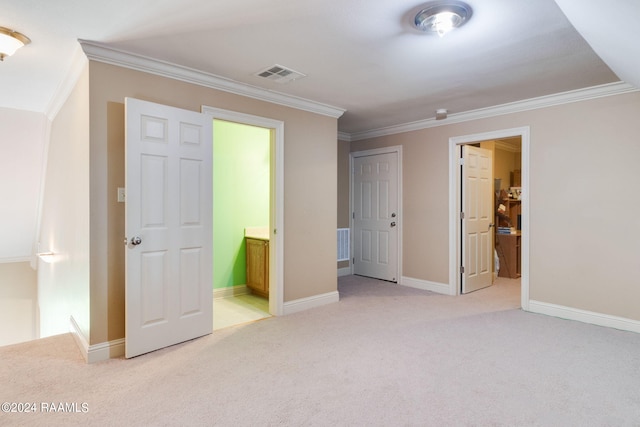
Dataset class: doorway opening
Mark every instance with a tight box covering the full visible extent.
[212,119,270,330]
[203,106,284,328]
[449,127,530,310]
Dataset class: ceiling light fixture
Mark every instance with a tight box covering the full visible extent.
[0,26,31,61]
[414,1,473,37]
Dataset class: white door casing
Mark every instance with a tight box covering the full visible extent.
[353,151,399,282]
[461,145,493,293]
[449,126,530,309]
[125,98,213,358]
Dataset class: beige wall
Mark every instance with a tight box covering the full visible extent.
[88,61,338,344]
[0,108,48,261]
[0,262,38,346]
[350,129,451,284]
[38,64,91,339]
[350,91,640,321]
[478,140,521,190]
[337,139,351,270]
[494,147,517,190]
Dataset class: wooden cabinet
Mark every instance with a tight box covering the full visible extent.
[246,237,269,298]
[496,232,521,279]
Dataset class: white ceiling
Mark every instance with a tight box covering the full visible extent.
[0,0,639,261]
[1,0,635,134]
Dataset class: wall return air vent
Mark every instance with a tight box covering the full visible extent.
[254,64,306,83]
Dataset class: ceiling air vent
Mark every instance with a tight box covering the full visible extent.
[254,64,306,83]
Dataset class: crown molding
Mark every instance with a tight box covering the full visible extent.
[78,40,345,120]
[337,131,351,141]
[494,140,521,153]
[347,81,638,142]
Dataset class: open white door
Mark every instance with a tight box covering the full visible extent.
[353,152,399,282]
[125,98,213,358]
[461,145,493,293]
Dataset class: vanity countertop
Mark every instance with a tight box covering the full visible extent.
[245,227,269,241]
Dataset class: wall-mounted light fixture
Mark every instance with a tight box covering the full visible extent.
[414,1,473,37]
[0,26,31,61]
[37,251,56,263]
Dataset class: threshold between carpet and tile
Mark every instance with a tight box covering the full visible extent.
[213,293,271,331]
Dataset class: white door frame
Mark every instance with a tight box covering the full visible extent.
[201,105,284,316]
[350,145,403,282]
[448,127,530,310]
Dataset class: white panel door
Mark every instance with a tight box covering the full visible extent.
[353,152,398,282]
[462,146,493,293]
[125,98,213,358]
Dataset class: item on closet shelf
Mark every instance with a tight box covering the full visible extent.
[509,187,522,200]
[497,227,516,235]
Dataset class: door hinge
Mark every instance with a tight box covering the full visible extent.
[459,157,465,165]
[352,212,355,219]
[352,257,355,264]
[460,212,465,219]
[460,266,465,274]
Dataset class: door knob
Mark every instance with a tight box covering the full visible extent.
[390,222,396,227]
[130,236,142,246]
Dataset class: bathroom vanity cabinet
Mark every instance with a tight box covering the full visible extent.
[246,237,269,298]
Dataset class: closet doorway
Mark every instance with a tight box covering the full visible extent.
[449,127,530,310]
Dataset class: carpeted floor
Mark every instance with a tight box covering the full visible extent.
[2,275,639,426]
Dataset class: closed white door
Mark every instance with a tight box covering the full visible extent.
[125,98,213,358]
[462,145,493,293]
[353,152,398,282]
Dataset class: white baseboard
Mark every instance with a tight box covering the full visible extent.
[69,316,89,362]
[69,316,125,363]
[401,276,452,295]
[213,285,248,299]
[283,291,340,315]
[86,338,125,363]
[528,300,640,334]
[0,256,32,264]
[337,267,351,277]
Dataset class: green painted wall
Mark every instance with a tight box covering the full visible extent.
[213,120,270,289]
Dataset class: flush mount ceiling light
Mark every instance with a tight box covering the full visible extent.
[0,26,31,61]
[414,1,473,37]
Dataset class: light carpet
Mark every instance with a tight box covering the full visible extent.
[2,275,640,426]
